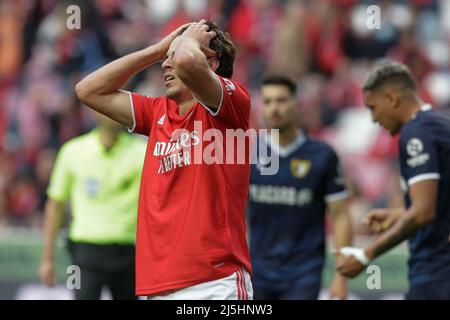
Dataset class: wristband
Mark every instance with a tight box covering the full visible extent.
[338,247,370,265]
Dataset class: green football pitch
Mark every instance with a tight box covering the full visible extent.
[0,228,408,299]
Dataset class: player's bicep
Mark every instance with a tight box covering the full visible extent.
[79,89,133,128]
[408,179,438,223]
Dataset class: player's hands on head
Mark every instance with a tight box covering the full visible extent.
[180,19,217,57]
[363,208,396,233]
[39,259,55,287]
[156,22,192,60]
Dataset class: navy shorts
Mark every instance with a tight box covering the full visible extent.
[405,280,450,300]
[253,277,321,300]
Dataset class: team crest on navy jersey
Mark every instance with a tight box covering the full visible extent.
[290,159,311,178]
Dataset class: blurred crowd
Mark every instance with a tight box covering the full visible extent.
[0,0,449,229]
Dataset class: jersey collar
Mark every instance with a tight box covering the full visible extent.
[411,104,433,120]
[265,132,307,158]
[421,104,432,112]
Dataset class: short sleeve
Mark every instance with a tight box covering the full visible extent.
[127,91,160,136]
[196,75,251,129]
[323,148,349,203]
[399,125,440,186]
[47,144,73,202]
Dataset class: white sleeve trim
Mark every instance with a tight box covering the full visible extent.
[408,173,440,186]
[123,90,136,133]
[193,74,224,116]
[325,190,349,203]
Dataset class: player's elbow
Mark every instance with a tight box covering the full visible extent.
[75,80,100,111]
[75,80,91,104]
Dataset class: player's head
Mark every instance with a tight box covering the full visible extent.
[202,20,235,78]
[260,74,298,131]
[162,20,236,100]
[363,61,417,135]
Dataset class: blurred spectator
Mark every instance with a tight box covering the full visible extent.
[228,0,283,85]
[269,0,310,81]
[0,1,23,79]
[313,0,350,74]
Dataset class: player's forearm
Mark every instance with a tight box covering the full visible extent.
[173,37,208,80]
[385,207,404,225]
[365,208,433,260]
[331,206,353,282]
[329,200,353,250]
[332,211,353,250]
[76,45,163,99]
[41,200,65,261]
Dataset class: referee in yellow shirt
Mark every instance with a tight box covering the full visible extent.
[39,114,146,300]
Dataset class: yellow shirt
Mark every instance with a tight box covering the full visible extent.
[47,129,147,244]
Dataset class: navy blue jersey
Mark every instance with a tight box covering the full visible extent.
[398,105,450,285]
[248,133,348,286]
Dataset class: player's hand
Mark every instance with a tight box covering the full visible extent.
[180,19,217,57]
[155,23,192,60]
[335,248,368,278]
[329,274,347,300]
[363,208,397,233]
[39,259,55,287]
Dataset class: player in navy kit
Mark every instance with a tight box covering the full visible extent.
[337,61,450,300]
[248,75,353,300]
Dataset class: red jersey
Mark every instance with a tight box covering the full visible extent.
[129,76,252,296]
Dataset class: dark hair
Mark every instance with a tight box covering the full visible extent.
[178,20,236,78]
[363,60,416,92]
[262,74,297,95]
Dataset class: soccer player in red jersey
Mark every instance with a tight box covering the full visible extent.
[75,20,253,299]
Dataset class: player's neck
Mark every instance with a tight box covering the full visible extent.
[170,93,196,116]
[278,126,301,147]
[402,96,425,124]
[171,90,197,116]
[178,98,196,116]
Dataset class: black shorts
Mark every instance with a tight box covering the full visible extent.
[67,239,137,300]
